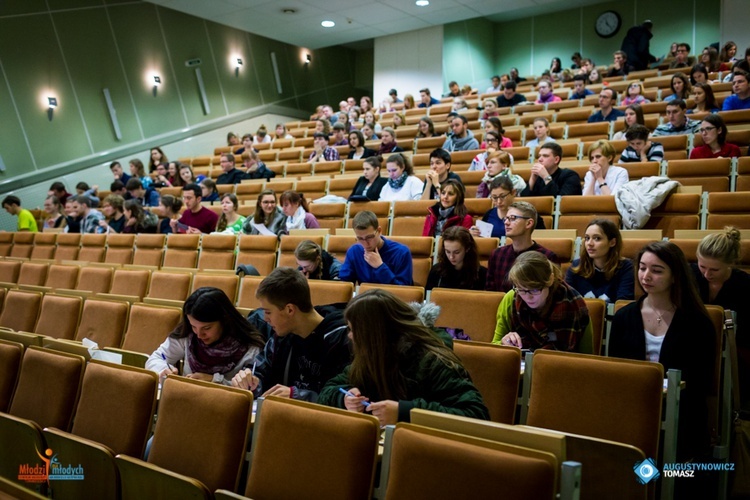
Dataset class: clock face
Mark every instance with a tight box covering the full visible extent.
[595,11,621,38]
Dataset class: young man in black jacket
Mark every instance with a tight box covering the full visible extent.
[232,267,351,402]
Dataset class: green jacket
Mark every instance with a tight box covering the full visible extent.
[319,344,490,422]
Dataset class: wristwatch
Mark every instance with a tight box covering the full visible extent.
[600,182,608,187]
[544,175,552,182]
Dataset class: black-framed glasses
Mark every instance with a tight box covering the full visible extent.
[503,215,532,223]
[490,192,512,202]
[698,126,717,134]
[513,287,543,297]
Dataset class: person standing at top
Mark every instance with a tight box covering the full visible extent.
[620,20,655,71]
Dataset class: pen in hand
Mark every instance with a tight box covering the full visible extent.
[339,387,370,407]
[161,353,176,372]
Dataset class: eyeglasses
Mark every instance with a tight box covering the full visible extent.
[677,48,688,53]
[355,233,378,242]
[260,201,276,205]
[513,287,543,297]
[503,215,532,223]
[698,126,717,134]
[490,192,512,202]
[486,138,499,144]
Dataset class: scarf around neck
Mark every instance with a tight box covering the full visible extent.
[388,172,409,190]
[286,205,308,231]
[188,333,248,375]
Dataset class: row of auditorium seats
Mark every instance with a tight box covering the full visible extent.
[190,107,750,172]
[2,311,727,499]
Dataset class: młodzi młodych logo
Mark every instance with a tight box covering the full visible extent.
[18,448,84,485]
[634,458,661,484]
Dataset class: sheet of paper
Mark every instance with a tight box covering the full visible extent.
[475,220,494,238]
[250,222,275,236]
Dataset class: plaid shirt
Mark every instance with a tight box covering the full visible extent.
[485,242,558,292]
[309,147,340,162]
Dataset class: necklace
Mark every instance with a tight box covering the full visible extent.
[649,299,675,325]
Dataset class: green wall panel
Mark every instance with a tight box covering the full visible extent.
[489,0,719,81]
[492,18,533,77]
[53,9,143,151]
[158,7,227,124]
[0,16,91,169]
[443,18,495,90]
[0,0,49,16]
[107,3,188,137]
[48,0,106,9]
[205,22,262,113]
[0,73,33,180]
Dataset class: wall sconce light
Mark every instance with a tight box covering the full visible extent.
[305,54,311,65]
[235,58,243,77]
[152,75,161,96]
[47,96,57,121]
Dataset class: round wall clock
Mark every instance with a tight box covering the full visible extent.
[595,11,622,38]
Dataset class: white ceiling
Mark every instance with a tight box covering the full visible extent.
[146,0,606,50]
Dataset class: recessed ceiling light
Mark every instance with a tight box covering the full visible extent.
[321,20,335,28]
[416,0,429,6]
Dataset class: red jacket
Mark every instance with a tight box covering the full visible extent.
[422,203,473,237]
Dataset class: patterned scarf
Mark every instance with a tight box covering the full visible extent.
[378,141,398,155]
[388,172,409,190]
[188,333,249,375]
[511,282,589,351]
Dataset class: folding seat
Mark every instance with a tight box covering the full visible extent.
[430,288,504,343]
[643,193,701,237]
[236,235,278,276]
[452,341,521,423]
[358,282,425,303]
[133,233,166,267]
[15,262,48,287]
[557,196,620,236]
[239,397,379,500]
[147,270,192,301]
[121,303,182,355]
[197,234,237,271]
[235,182,264,202]
[388,236,434,287]
[707,191,750,229]
[310,161,341,177]
[342,159,365,174]
[326,235,356,261]
[75,298,129,348]
[526,350,663,461]
[307,280,353,306]
[309,203,346,229]
[42,361,158,500]
[390,200,433,236]
[191,273,240,303]
[415,136,445,154]
[617,160,660,181]
[380,423,557,500]
[76,266,114,294]
[0,232,12,257]
[117,377,252,495]
[0,290,42,332]
[108,269,152,300]
[237,276,263,309]
[33,293,83,340]
[42,264,78,290]
[0,339,23,412]
[566,122,609,143]
[0,260,22,285]
[105,233,136,264]
[556,107,595,125]
[666,158,731,193]
[9,232,34,259]
[657,134,689,160]
[78,234,107,262]
[163,234,200,269]
[54,233,81,260]
[286,162,312,177]
[30,232,57,260]
[7,346,85,430]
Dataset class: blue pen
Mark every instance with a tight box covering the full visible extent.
[339,387,370,407]
[161,353,176,372]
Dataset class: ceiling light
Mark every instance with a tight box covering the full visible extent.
[47,97,58,109]
[321,20,335,28]
[416,0,429,6]
[153,75,161,86]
